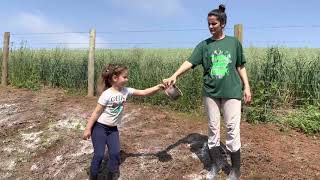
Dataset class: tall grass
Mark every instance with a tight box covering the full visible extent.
[1,46,319,133]
[247,47,320,106]
[7,48,88,91]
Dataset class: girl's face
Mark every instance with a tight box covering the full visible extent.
[113,70,129,87]
[208,15,224,35]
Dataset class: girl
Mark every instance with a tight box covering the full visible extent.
[163,4,251,180]
[83,64,165,180]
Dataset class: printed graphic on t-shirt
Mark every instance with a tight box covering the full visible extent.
[109,95,126,114]
[210,50,232,79]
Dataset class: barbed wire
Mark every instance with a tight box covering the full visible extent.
[9,37,89,41]
[97,29,208,33]
[11,40,317,44]
[243,40,314,44]
[246,25,320,30]
[11,32,89,36]
[6,34,319,48]
[3,25,319,49]
[9,41,204,45]
[8,25,320,36]
[8,41,320,49]
[9,28,231,36]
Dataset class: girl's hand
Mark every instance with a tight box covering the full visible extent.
[243,87,252,105]
[163,76,177,87]
[83,128,91,140]
[158,84,166,90]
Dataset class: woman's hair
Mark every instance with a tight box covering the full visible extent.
[208,4,227,27]
[97,64,128,94]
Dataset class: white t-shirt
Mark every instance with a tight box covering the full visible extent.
[97,87,135,126]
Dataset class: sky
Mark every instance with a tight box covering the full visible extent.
[0,0,319,49]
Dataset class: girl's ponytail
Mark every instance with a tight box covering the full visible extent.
[97,64,128,95]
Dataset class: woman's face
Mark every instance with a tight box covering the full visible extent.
[208,15,224,35]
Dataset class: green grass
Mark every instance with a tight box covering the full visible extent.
[277,105,320,134]
[1,46,319,134]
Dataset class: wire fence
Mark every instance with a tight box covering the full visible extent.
[1,24,320,104]
[1,25,319,134]
[5,24,320,48]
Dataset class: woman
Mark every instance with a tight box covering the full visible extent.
[163,4,251,180]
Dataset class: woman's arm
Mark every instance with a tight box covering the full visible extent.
[83,103,105,140]
[132,84,165,97]
[163,61,193,86]
[237,65,252,104]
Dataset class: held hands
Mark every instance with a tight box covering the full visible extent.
[157,83,166,90]
[162,76,177,88]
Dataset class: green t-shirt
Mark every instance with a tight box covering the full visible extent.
[187,35,246,99]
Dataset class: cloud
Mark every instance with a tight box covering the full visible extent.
[109,0,186,17]
[10,12,107,48]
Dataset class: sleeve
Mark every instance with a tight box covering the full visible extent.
[187,41,204,68]
[236,39,246,67]
[97,91,109,106]
[124,87,136,97]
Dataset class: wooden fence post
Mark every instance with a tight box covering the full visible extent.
[2,32,10,86]
[88,29,96,97]
[234,24,243,44]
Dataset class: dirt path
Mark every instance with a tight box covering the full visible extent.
[0,87,319,179]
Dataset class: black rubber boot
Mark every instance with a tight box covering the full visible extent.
[227,149,241,180]
[206,146,229,180]
[89,172,98,180]
[107,171,120,180]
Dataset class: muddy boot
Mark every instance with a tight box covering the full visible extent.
[220,146,231,175]
[206,146,228,180]
[89,172,98,180]
[227,149,241,180]
[107,171,120,180]
[111,171,120,180]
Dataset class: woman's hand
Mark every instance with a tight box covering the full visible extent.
[163,76,177,87]
[243,87,252,105]
[162,61,193,87]
[82,128,91,140]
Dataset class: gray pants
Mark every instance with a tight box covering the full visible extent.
[203,97,241,152]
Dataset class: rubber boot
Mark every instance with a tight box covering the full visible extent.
[107,171,120,180]
[206,146,229,180]
[227,149,241,180]
[89,171,98,180]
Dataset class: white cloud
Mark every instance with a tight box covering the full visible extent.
[10,12,107,48]
[110,0,186,17]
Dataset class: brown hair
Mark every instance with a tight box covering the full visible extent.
[97,64,128,95]
[208,4,227,27]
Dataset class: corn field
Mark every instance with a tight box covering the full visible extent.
[1,47,319,133]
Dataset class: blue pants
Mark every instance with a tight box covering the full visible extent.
[90,122,120,176]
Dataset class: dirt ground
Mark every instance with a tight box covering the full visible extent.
[0,86,319,180]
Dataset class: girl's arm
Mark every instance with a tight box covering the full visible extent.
[163,61,193,86]
[237,65,252,104]
[83,103,105,140]
[132,84,165,97]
